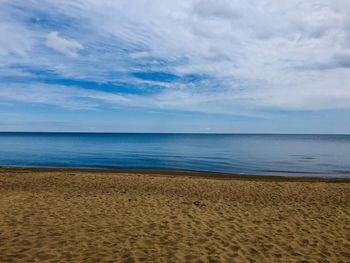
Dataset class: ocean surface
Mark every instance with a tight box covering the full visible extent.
[0,132,349,177]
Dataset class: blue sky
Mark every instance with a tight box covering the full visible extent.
[0,0,350,133]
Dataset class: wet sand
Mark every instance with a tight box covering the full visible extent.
[0,167,349,262]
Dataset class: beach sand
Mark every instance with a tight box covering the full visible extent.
[0,168,349,262]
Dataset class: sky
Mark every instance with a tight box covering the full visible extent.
[0,0,350,133]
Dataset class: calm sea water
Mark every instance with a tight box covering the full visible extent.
[0,132,349,177]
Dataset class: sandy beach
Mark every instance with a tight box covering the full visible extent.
[0,167,349,262]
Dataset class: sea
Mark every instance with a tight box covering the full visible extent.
[0,132,349,177]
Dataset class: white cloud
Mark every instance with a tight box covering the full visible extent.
[0,0,350,114]
[0,83,129,110]
[0,20,34,61]
[46,31,83,58]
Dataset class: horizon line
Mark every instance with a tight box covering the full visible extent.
[0,131,349,136]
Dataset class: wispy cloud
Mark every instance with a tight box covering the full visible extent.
[46,32,83,58]
[0,0,350,116]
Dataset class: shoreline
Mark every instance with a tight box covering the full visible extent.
[1,166,349,183]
